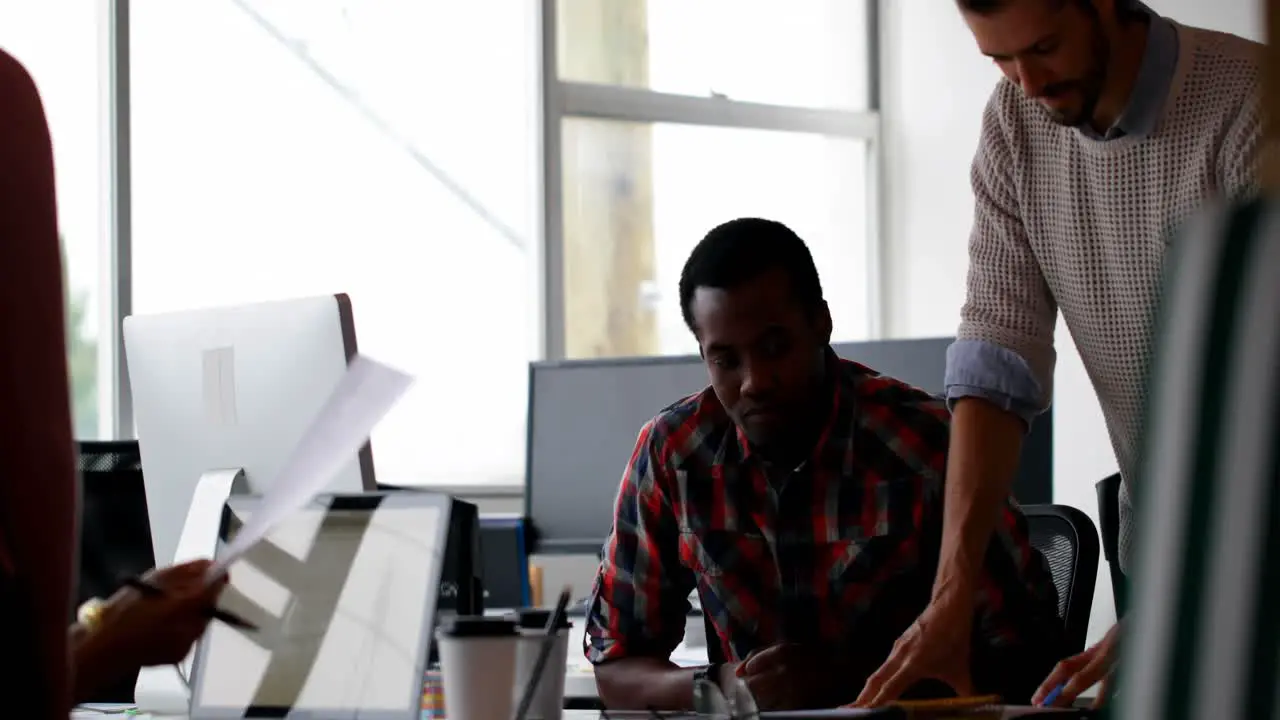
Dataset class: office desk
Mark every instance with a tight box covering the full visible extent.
[72,622,1086,715]
[74,707,1084,719]
[71,707,624,712]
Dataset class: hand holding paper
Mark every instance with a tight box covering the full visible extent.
[207,354,414,581]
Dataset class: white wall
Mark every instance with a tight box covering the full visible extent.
[879,0,1265,650]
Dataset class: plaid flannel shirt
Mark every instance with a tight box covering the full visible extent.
[585,355,1062,667]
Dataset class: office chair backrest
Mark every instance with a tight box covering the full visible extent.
[77,440,156,702]
[1023,504,1100,655]
[77,440,156,605]
[1094,473,1126,616]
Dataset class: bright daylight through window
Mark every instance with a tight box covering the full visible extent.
[0,2,110,439]
[552,0,879,359]
[7,0,881,486]
[130,0,538,486]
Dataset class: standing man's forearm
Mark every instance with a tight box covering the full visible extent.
[933,398,1027,602]
[935,339,1047,604]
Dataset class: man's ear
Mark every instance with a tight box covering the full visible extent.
[816,301,833,345]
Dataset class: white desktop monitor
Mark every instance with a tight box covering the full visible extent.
[123,293,376,567]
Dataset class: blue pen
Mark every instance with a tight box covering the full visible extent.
[1041,683,1065,707]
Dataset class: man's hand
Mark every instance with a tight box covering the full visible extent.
[852,596,974,707]
[733,643,849,710]
[1032,622,1120,708]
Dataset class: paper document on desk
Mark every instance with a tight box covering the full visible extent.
[207,354,414,580]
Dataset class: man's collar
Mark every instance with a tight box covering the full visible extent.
[1080,7,1179,141]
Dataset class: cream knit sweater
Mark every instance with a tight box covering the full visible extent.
[958,23,1263,570]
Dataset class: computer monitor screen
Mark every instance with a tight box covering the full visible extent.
[124,294,376,567]
[190,492,450,720]
[525,337,1053,554]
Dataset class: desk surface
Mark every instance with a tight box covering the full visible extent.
[74,708,1082,719]
[73,625,1084,718]
[74,708,1079,719]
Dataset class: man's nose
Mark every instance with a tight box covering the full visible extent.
[740,363,776,398]
[1017,59,1050,97]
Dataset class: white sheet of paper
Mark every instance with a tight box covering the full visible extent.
[207,354,414,580]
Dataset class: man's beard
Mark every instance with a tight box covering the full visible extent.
[1040,22,1110,127]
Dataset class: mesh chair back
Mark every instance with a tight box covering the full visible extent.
[1024,504,1100,654]
[77,440,156,703]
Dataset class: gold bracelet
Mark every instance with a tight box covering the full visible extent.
[76,597,106,633]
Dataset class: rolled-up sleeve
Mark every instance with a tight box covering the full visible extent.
[945,340,1044,428]
[583,419,693,664]
[951,84,1058,418]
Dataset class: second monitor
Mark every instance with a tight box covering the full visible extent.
[124,293,378,567]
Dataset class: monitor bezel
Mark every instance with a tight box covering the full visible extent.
[188,490,451,720]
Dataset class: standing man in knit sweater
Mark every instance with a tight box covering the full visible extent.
[854,0,1263,709]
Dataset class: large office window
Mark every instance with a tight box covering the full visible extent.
[545,0,881,359]
[0,3,113,438]
[129,1,539,486]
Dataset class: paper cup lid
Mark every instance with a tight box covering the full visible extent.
[512,608,573,630]
[436,615,518,638]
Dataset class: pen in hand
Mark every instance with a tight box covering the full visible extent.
[1040,683,1065,707]
[123,576,259,632]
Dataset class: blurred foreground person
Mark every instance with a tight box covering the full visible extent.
[0,47,224,717]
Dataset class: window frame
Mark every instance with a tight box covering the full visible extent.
[104,0,133,438]
[535,0,885,362]
[97,0,886,439]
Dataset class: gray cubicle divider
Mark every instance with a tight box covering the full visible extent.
[525,337,1053,554]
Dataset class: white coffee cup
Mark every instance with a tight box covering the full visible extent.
[511,609,572,720]
[436,615,520,720]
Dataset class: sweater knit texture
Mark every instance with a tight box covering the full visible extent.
[959,23,1263,571]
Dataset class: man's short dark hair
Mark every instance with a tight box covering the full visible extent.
[957,0,1064,12]
[678,217,825,333]
[957,0,1136,14]
[956,0,1013,12]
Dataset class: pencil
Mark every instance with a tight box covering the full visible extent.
[122,576,259,631]
[892,694,1002,712]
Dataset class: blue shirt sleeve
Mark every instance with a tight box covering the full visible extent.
[944,339,1046,429]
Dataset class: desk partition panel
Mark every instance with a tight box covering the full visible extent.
[526,338,1053,554]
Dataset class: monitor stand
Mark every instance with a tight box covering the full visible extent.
[134,468,246,716]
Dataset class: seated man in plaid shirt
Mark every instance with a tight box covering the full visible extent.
[584,218,1066,711]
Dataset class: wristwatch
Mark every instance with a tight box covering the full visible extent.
[692,662,724,714]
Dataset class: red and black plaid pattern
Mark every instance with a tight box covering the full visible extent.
[585,355,1062,666]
